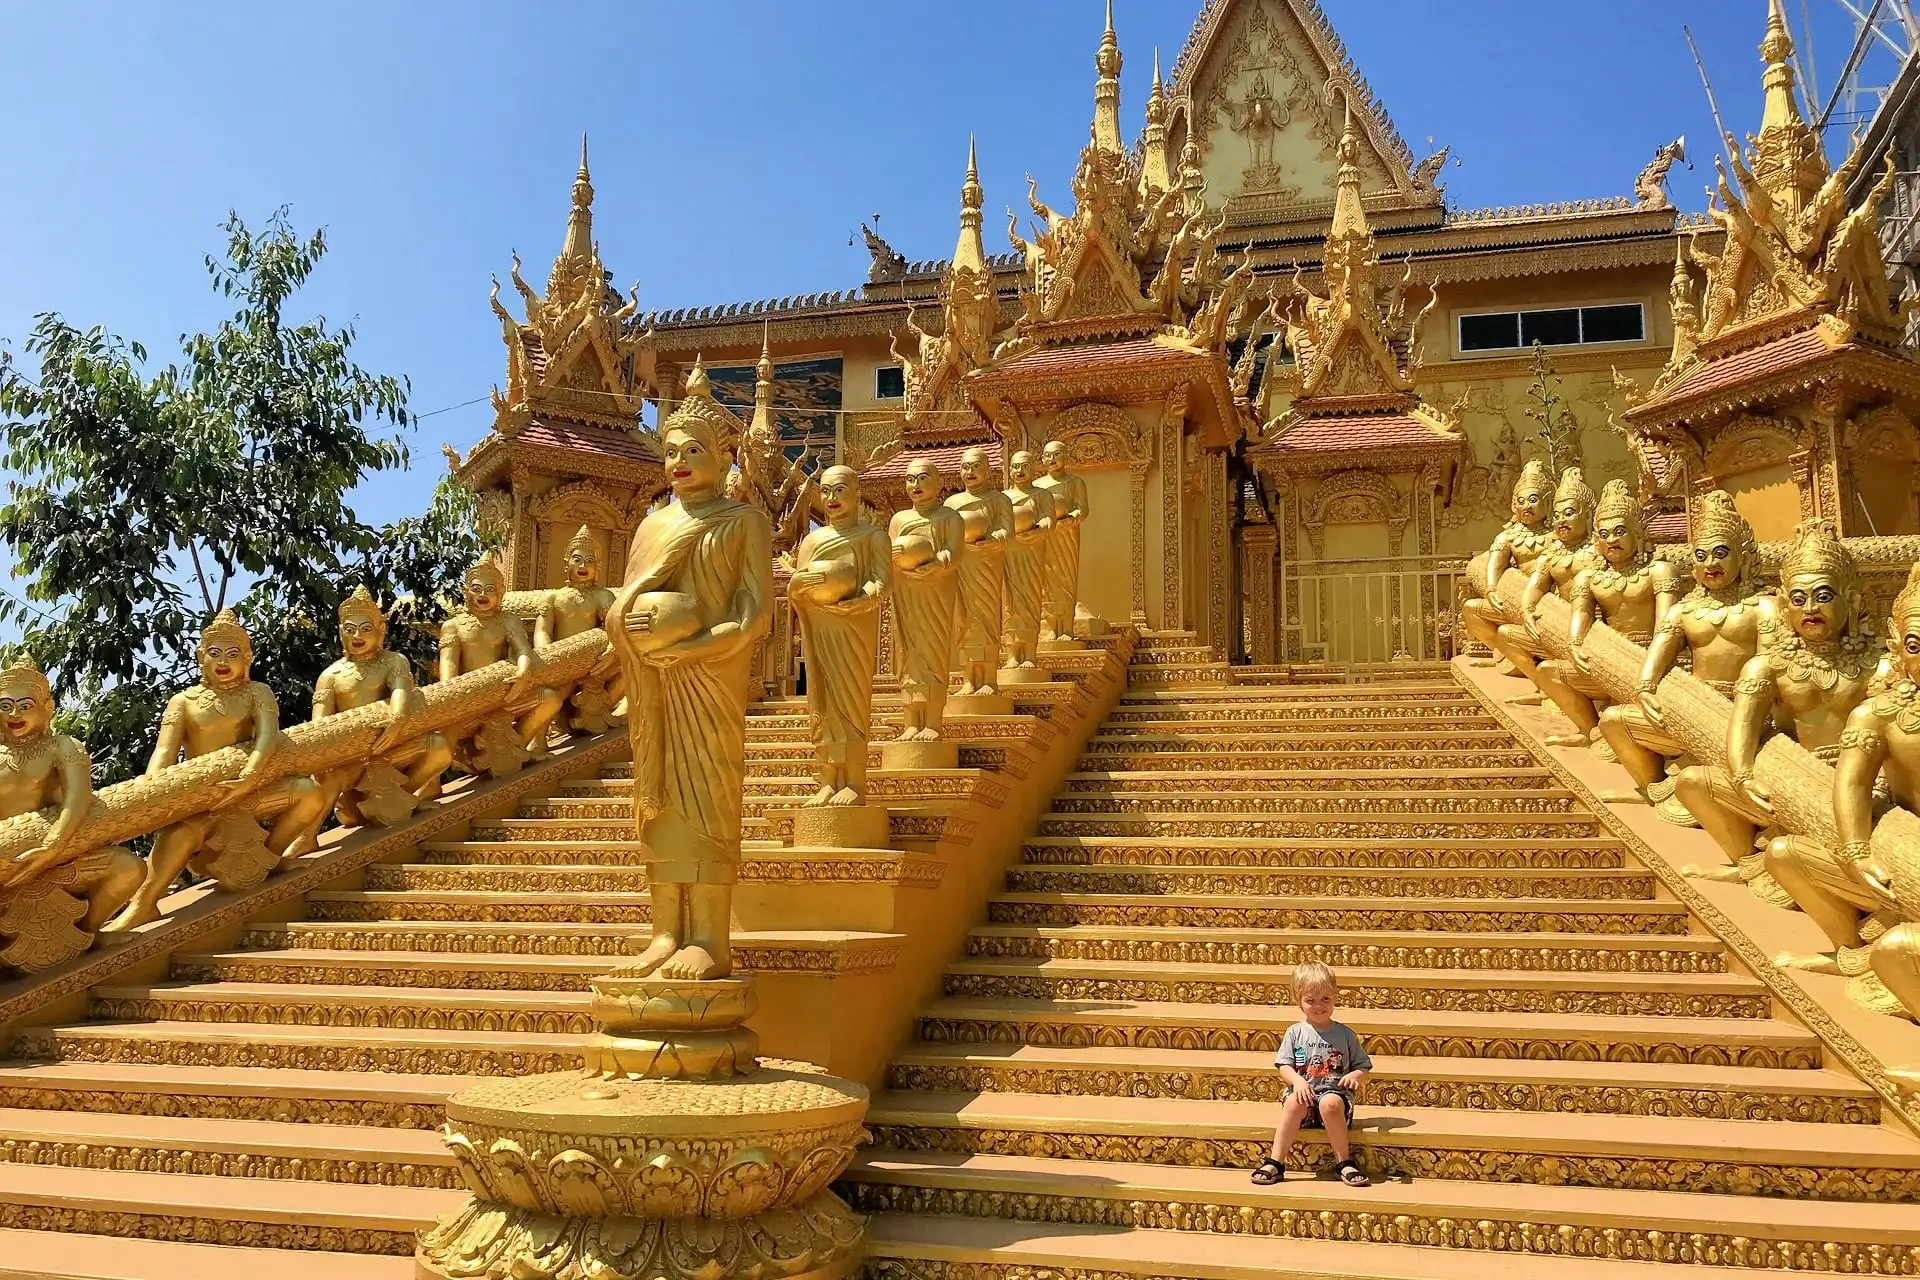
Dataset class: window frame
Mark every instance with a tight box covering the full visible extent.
[1451,299,1649,358]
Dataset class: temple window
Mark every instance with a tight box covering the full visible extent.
[1456,302,1645,353]
[875,366,906,399]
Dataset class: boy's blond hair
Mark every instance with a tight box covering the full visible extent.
[1293,960,1338,1000]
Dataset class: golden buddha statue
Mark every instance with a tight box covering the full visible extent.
[607,363,773,983]
[944,446,1013,696]
[1533,479,1681,749]
[1460,459,1554,660]
[1494,466,1601,688]
[439,555,565,767]
[535,524,624,733]
[311,586,454,827]
[1768,564,1920,990]
[105,609,329,932]
[1677,518,1882,904]
[790,464,891,806]
[1598,490,1775,818]
[1032,439,1090,645]
[1000,449,1053,672]
[0,657,143,953]
[888,457,964,743]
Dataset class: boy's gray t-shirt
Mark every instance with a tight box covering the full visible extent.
[1275,1019,1372,1091]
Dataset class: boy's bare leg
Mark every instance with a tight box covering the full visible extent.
[1317,1092,1352,1163]
[1269,1089,1312,1165]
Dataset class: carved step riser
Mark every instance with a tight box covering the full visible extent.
[913,1018,1820,1067]
[0,1204,416,1257]
[174,959,601,992]
[985,903,1690,934]
[12,1028,576,1077]
[964,937,1724,973]
[843,1184,1912,1271]
[1095,719,1500,734]
[0,1137,458,1189]
[1019,847,1626,870]
[1045,798,1578,816]
[241,928,630,957]
[1076,752,1541,772]
[419,845,650,867]
[1002,870,1653,901]
[366,867,652,893]
[0,1083,447,1129]
[1088,735,1513,750]
[1034,820,1605,840]
[84,996,597,1036]
[1061,775,1554,793]
[938,974,1767,1019]
[859,1126,1915,1203]
[306,900,651,924]
[1106,705,1484,722]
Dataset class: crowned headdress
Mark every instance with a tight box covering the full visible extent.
[661,358,744,459]
[1889,563,1920,629]
[1594,478,1641,530]
[1779,517,1858,588]
[338,583,384,626]
[1553,466,1595,516]
[199,607,251,651]
[1692,490,1761,595]
[0,654,51,703]
[1512,459,1551,503]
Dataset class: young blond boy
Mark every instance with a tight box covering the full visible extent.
[1250,960,1372,1187]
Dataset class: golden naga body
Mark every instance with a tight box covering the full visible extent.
[608,363,773,984]
[1033,439,1090,644]
[439,556,565,773]
[889,458,964,742]
[1000,449,1053,671]
[535,524,625,733]
[1678,519,1883,905]
[1460,460,1555,660]
[1533,480,1681,749]
[1599,491,1776,813]
[106,610,329,932]
[790,464,891,806]
[1493,467,1602,687]
[0,658,143,968]
[312,586,453,827]
[945,446,1013,696]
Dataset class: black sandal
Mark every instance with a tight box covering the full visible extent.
[1335,1158,1370,1187]
[1250,1156,1285,1185]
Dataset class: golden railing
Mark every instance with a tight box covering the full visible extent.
[1283,553,1467,665]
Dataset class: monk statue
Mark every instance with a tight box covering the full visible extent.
[1494,466,1601,689]
[607,363,772,983]
[945,446,1013,696]
[888,458,964,742]
[790,464,891,806]
[1677,518,1882,905]
[535,524,624,733]
[1000,449,1053,671]
[1769,564,1920,995]
[0,657,143,962]
[1532,479,1681,749]
[1033,439,1090,644]
[1459,459,1554,661]
[105,610,329,932]
[311,586,454,827]
[1598,490,1775,819]
[439,555,565,771]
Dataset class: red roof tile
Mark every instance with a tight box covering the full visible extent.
[520,418,659,463]
[1272,413,1462,455]
[1651,327,1830,407]
[863,440,1002,480]
[1646,509,1688,542]
[988,337,1194,377]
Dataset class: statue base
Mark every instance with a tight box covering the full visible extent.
[947,692,1016,717]
[1076,610,1111,638]
[1039,636,1088,652]
[879,738,961,770]
[791,803,892,850]
[416,974,868,1280]
[996,664,1055,686]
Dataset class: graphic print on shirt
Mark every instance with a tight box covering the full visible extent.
[1293,1043,1346,1085]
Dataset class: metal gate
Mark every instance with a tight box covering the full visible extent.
[1280,554,1466,665]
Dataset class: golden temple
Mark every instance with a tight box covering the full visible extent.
[3,2,1920,1278]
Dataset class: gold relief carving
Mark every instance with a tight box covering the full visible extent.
[1160,389,1187,628]
[966,932,1714,974]
[1300,469,1405,557]
[0,1204,415,1257]
[0,1085,449,1130]
[985,899,1686,936]
[1003,866,1643,901]
[0,1135,459,1188]
[1704,413,1804,477]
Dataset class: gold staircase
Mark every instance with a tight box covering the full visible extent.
[846,677,1920,1280]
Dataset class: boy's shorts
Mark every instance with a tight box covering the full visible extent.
[1299,1088,1353,1128]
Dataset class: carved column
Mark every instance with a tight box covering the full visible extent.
[1206,450,1231,661]
[1128,458,1150,626]
[508,468,537,590]
[1240,522,1279,665]
[1811,388,1850,534]
[1158,387,1188,632]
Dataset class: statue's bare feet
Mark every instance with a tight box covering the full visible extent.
[895,726,917,742]
[806,785,835,807]
[829,786,861,807]
[1505,692,1543,706]
[1597,789,1647,805]
[99,902,160,934]
[1774,950,1842,975]
[1544,732,1587,747]
[1681,862,1745,883]
[659,943,728,982]
[614,930,681,977]
[914,727,941,742]
[957,682,979,698]
[1888,1064,1920,1093]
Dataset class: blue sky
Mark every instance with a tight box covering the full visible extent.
[0,0,1887,532]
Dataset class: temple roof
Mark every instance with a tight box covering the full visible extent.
[1269,411,1460,457]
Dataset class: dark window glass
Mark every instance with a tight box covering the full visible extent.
[875,366,905,399]
[1579,303,1644,343]
[1520,308,1581,346]
[1459,312,1519,351]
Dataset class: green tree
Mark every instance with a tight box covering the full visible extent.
[0,210,481,783]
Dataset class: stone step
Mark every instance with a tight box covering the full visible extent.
[1001,864,1653,902]
[0,1162,451,1258]
[864,1211,1809,1280]
[175,948,660,992]
[1032,813,1604,840]
[1044,790,1580,815]
[1092,715,1502,735]
[850,1155,1920,1271]
[0,1106,455,1187]
[1103,702,1487,723]
[414,839,650,866]
[367,862,655,892]
[365,847,937,892]
[0,1227,417,1279]
[860,1091,1920,1201]
[1085,728,1514,748]
[913,997,1819,1066]
[86,981,599,1036]
[963,924,1727,973]
[1018,836,1627,870]
[0,1060,468,1129]
[306,889,653,924]
[937,958,1767,1018]
[15,1020,583,1077]
[880,1044,1874,1122]
[1118,682,1463,702]
[1075,748,1543,772]
[985,892,1690,934]
[1060,768,1557,792]
[238,923,887,967]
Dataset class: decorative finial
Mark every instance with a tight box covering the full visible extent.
[686,356,712,399]
[953,138,989,275]
[1092,0,1124,151]
[1153,46,1162,91]
[201,607,250,650]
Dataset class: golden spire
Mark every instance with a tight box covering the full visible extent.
[1092,0,1124,155]
[751,323,778,440]
[953,135,988,276]
[1139,49,1172,198]
[1749,0,1826,216]
[1329,102,1367,244]
[562,132,594,265]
